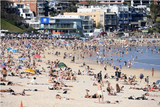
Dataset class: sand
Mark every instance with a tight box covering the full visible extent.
[1,48,160,107]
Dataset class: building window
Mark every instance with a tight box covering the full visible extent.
[17,0,19,1]
[100,20,103,22]
[100,14,103,17]
[94,15,96,17]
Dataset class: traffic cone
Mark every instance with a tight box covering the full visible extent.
[20,101,23,107]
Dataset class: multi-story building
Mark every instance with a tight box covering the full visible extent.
[39,15,83,37]
[96,0,158,6]
[64,5,118,32]
[80,15,94,34]
[25,17,40,29]
[8,0,37,16]
[7,0,48,17]
[13,3,34,19]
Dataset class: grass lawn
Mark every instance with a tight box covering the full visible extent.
[1,18,24,32]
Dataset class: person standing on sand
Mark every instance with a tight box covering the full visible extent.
[97,80,104,103]
[151,68,154,77]
[2,68,7,80]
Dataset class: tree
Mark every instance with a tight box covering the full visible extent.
[96,22,103,29]
[123,0,131,6]
[77,29,82,35]
[150,3,160,23]
[87,0,101,6]
[148,29,153,34]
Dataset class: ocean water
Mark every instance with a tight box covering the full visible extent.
[85,46,160,70]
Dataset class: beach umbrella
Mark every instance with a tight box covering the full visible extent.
[58,62,67,68]
[34,54,41,58]
[19,58,25,60]
[152,40,155,43]
[0,64,6,68]
[1,62,5,65]
[100,32,107,35]
[132,39,136,42]
[25,69,36,74]
[7,47,12,49]
[9,49,17,52]
[67,44,71,46]
[26,44,30,48]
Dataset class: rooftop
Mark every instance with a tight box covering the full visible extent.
[76,1,89,5]
[51,15,81,19]
[100,2,123,5]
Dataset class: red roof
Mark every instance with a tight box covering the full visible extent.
[77,1,89,5]
[100,2,123,4]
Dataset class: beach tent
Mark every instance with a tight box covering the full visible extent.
[25,69,36,74]
[19,58,25,60]
[34,54,41,58]
[58,62,67,68]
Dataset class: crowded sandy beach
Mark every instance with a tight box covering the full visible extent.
[0,38,160,107]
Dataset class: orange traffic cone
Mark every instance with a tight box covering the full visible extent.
[20,101,23,107]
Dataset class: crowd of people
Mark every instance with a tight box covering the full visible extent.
[0,37,160,106]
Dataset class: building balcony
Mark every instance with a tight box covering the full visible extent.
[82,24,93,26]
[26,16,33,19]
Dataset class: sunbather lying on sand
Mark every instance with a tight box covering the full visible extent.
[0,89,30,96]
[145,93,160,97]
[85,89,101,98]
[56,94,75,100]
[48,86,71,91]
[0,77,9,82]
[124,80,137,85]
[128,95,154,100]
[24,89,44,92]
[7,81,24,86]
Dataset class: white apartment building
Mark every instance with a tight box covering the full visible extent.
[25,17,40,29]
[80,15,94,36]
[14,3,34,19]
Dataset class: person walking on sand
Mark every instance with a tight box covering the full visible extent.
[151,68,154,77]
[97,80,104,103]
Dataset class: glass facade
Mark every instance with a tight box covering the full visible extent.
[40,17,83,37]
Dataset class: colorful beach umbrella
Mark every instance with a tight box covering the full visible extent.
[25,69,36,74]
[7,47,11,49]
[34,54,41,58]
[0,64,6,68]
[100,32,107,35]
[19,58,25,60]
[26,44,30,48]
[152,40,155,43]
[9,49,17,52]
